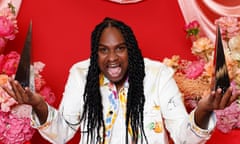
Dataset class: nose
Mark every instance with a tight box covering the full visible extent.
[108,51,118,61]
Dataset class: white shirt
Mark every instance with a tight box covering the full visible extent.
[31,58,215,144]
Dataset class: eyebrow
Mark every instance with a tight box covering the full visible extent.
[98,42,126,47]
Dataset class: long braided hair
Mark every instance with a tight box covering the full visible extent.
[80,17,147,144]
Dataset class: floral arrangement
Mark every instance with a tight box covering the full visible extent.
[0,3,18,53]
[0,52,56,144]
[163,17,240,133]
[0,3,56,144]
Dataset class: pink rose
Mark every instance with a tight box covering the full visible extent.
[34,76,46,91]
[0,37,6,48]
[2,51,20,76]
[184,60,205,79]
[0,112,35,144]
[0,54,5,67]
[0,75,17,112]
[33,61,45,75]
[40,86,56,104]
[215,101,240,133]
[0,16,15,39]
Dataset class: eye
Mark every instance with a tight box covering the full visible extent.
[116,46,126,52]
[98,47,108,54]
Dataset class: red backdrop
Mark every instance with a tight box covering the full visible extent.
[5,0,240,143]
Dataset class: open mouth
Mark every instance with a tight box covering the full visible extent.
[107,64,121,78]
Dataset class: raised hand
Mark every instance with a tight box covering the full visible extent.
[2,78,48,124]
[195,87,240,129]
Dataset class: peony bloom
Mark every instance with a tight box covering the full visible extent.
[215,100,240,133]
[0,74,17,112]
[0,37,6,49]
[40,86,56,105]
[191,37,215,61]
[168,16,240,133]
[228,35,240,61]
[0,52,55,144]
[184,59,205,79]
[215,16,240,40]
[1,51,20,75]
[1,113,35,144]
[162,55,180,71]
[0,4,18,52]
[33,61,45,75]
[34,76,46,91]
[0,16,15,39]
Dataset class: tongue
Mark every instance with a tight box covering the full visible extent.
[108,67,121,77]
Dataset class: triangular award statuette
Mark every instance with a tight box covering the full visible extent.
[15,21,34,91]
[213,25,230,95]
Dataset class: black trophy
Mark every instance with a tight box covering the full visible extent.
[213,25,230,95]
[15,22,32,88]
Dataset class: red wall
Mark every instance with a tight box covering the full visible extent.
[6,0,239,144]
[8,0,193,106]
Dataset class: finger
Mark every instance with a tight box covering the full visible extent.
[24,88,43,106]
[14,83,32,104]
[228,89,240,105]
[219,87,232,108]
[212,88,222,108]
[1,85,16,99]
[210,75,215,91]
[207,90,215,103]
[9,80,25,103]
[14,80,26,94]
[9,80,21,101]
[21,89,29,103]
[22,87,34,103]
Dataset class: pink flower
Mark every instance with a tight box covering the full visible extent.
[0,74,17,112]
[191,37,214,61]
[0,37,6,48]
[167,16,240,134]
[0,3,18,50]
[34,76,46,91]
[215,101,240,133]
[11,104,32,118]
[1,97,17,112]
[1,51,20,76]
[0,51,55,143]
[215,16,240,39]
[0,16,15,39]
[40,86,56,105]
[0,3,55,143]
[0,110,35,144]
[33,61,45,75]
[2,114,35,144]
[184,20,200,38]
[184,59,205,79]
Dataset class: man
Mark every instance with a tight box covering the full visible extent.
[4,17,240,144]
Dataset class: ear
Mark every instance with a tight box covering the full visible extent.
[0,0,22,15]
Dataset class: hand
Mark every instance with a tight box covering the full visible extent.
[195,86,240,129]
[198,87,239,112]
[2,78,44,107]
[2,78,48,124]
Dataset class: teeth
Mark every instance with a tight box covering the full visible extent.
[108,64,119,68]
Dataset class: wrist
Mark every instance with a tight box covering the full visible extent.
[194,107,212,129]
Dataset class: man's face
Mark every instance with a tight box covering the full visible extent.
[98,27,128,84]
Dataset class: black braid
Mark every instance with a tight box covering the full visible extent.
[80,17,147,144]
